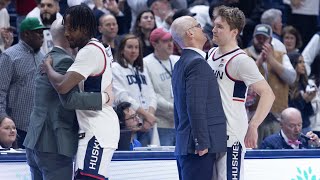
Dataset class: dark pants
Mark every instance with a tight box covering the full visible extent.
[177,153,216,180]
[26,148,73,180]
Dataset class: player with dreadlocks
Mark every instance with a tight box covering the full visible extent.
[42,4,120,180]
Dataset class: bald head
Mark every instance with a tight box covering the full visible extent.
[98,14,118,38]
[99,14,117,26]
[50,18,69,47]
[280,107,303,140]
[170,15,207,49]
[170,16,197,48]
[281,107,302,123]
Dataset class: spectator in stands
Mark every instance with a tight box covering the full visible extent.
[0,0,13,53]
[114,102,143,150]
[302,32,320,76]
[260,9,286,53]
[287,52,316,133]
[27,0,62,55]
[98,14,122,57]
[309,55,320,137]
[287,0,319,50]
[223,0,265,48]
[260,107,320,149]
[0,116,17,149]
[148,0,173,30]
[144,28,179,146]
[245,24,296,144]
[127,0,187,32]
[93,0,131,36]
[0,0,11,10]
[203,1,220,41]
[15,0,37,33]
[0,17,46,148]
[112,34,157,146]
[67,0,94,9]
[132,10,156,57]
[281,25,302,53]
[261,0,291,24]
[245,24,296,118]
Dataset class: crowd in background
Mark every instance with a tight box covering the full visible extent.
[0,0,319,150]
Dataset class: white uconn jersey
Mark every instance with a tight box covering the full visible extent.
[72,40,120,149]
[207,47,249,147]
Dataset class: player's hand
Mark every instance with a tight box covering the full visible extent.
[244,125,258,148]
[195,148,208,156]
[104,84,114,106]
[40,55,53,75]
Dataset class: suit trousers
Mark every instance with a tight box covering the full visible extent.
[177,153,216,180]
[26,148,74,180]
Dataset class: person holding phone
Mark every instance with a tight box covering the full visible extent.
[244,24,297,146]
[244,24,297,118]
[287,52,316,133]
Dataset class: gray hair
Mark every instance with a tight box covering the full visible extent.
[170,16,195,48]
[260,8,282,26]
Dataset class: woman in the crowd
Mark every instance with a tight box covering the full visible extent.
[282,25,303,53]
[132,10,156,57]
[287,52,316,133]
[112,34,157,146]
[309,55,320,137]
[0,116,18,149]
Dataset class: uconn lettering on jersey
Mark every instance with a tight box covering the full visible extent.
[213,69,224,80]
[160,72,171,81]
[126,74,147,85]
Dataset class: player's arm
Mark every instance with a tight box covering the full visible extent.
[246,79,274,148]
[42,55,85,94]
[233,55,275,148]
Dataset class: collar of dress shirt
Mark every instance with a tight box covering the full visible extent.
[281,130,300,149]
[184,47,206,59]
[20,40,35,53]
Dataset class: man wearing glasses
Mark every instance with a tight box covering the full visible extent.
[0,17,46,148]
[114,102,143,150]
[170,16,227,180]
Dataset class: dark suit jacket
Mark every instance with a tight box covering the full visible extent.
[23,47,103,157]
[259,131,310,149]
[172,49,227,155]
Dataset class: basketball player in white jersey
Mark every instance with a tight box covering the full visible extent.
[207,6,275,180]
[42,5,119,179]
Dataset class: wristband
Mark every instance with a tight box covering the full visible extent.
[105,92,110,104]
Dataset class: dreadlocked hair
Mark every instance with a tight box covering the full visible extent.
[63,5,97,38]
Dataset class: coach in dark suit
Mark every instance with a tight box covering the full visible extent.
[23,19,110,180]
[170,16,227,180]
[260,107,320,149]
